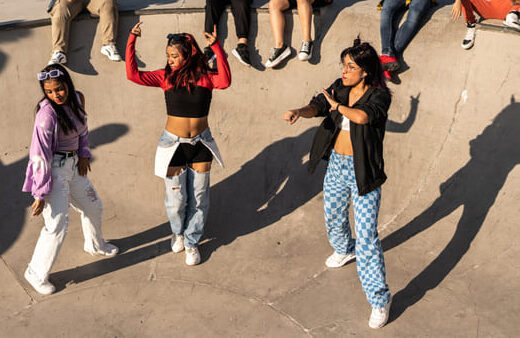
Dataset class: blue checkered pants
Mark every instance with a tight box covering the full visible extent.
[324,150,391,308]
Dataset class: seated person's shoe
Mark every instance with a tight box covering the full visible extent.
[84,242,119,257]
[24,267,55,295]
[48,50,67,65]
[504,11,520,30]
[171,235,185,253]
[368,297,392,329]
[185,247,201,266]
[100,43,122,61]
[232,43,251,67]
[265,44,291,68]
[204,46,217,63]
[461,23,476,50]
[297,41,313,61]
[379,55,400,72]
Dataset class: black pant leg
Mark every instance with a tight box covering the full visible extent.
[205,0,230,33]
[229,0,251,39]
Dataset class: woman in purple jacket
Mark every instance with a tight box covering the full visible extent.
[22,64,118,295]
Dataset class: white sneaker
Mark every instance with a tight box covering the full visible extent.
[100,43,122,61]
[504,11,520,30]
[298,41,313,61]
[84,242,119,257]
[171,235,185,253]
[48,50,67,65]
[368,298,392,329]
[325,251,356,268]
[185,247,201,266]
[24,267,55,295]
[461,25,476,50]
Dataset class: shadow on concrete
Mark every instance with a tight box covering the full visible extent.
[49,127,326,286]
[0,123,130,256]
[383,97,520,322]
[0,27,32,75]
[386,92,419,133]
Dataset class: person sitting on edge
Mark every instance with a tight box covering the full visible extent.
[23,64,119,295]
[451,0,520,50]
[378,0,435,79]
[265,0,333,68]
[204,0,253,67]
[46,0,122,65]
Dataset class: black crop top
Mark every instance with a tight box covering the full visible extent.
[164,85,212,118]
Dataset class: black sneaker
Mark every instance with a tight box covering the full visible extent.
[204,46,216,63]
[232,43,251,67]
[265,44,291,68]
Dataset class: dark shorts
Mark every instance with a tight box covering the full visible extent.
[287,0,333,10]
[169,142,213,167]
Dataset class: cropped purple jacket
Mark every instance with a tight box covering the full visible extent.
[22,98,91,200]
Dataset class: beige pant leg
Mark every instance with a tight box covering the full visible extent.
[86,0,119,45]
[49,0,87,53]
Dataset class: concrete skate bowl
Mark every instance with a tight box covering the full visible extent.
[1,2,519,336]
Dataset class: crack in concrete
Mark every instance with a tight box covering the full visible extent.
[497,65,511,92]
[380,52,477,234]
[0,255,35,304]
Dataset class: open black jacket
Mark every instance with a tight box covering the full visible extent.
[308,78,391,196]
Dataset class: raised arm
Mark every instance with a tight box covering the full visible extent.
[126,26,165,87]
[203,31,231,89]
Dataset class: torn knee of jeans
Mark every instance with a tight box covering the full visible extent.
[171,186,181,190]
[85,186,98,202]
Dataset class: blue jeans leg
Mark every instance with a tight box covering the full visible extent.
[380,0,404,56]
[164,169,188,237]
[184,167,210,248]
[323,151,355,255]
[394,0,430,55]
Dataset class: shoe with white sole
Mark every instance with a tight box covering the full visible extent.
[298,40,313,61]
[171,235,185,253]
[369,297,392,329]
[461,23,476,50]
[100,43,122,61]
[503,11,520,30]
[265,44,291,68]
[185,246,201,266]
[24,267,55,295]
[84,242,119,257]
[325,251,356,268]
[48,50,67,65]
[232,43,251,67]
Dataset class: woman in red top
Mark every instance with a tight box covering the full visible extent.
[126,23,231,266]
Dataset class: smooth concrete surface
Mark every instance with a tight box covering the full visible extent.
[1,1,520,336]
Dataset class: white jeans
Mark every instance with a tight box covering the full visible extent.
[28,154,107,280]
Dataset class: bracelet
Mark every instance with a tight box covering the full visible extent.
[335,103,343,111]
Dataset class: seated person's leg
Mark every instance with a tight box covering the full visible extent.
[296,0,314,61]
[230,0,252,66]
[87,0,121,61]
[48,0,85,64]
[266,0,292,67]
[460,0,478,50]
[393,0,430,55]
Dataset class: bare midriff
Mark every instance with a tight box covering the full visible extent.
[165,115,209,138]
[333,130,354,156]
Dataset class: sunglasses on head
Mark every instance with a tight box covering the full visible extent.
[167,33,188,41]
[37,69,64,81]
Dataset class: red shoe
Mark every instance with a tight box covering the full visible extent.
[379,55,400,72]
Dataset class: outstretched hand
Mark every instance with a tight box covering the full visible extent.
[203,25,218,46]
[322,89,339,111]
[283,110,300,125]
[131,22,143,37]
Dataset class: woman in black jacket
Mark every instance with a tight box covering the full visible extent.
[282,38,392,329]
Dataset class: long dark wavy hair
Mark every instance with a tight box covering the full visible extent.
[36,64,86,134]
[340,37,388,91]
[164,33,210,92]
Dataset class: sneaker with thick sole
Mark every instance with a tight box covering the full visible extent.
[100,43,122,61]
[461,24,476,50]
[84,242,119,257]
[171,235,185,253]
[298,41,313,61]
[265,44,291,68]
[185,247,201,266]
[503,11,520,30]
[24,267,55,295]
[379,55,400,72]
[204,46,217,63]
[325,251,356,268]
[232,43,251,67]
[369,297,392,329]
[48,50,67,65]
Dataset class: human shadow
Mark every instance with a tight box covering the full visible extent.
[48,127,326,287]
[382,97,520,322]
[386,93,419,133]
[0,123,129,256]
[310,0,365,65]
[0,26,32,75]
